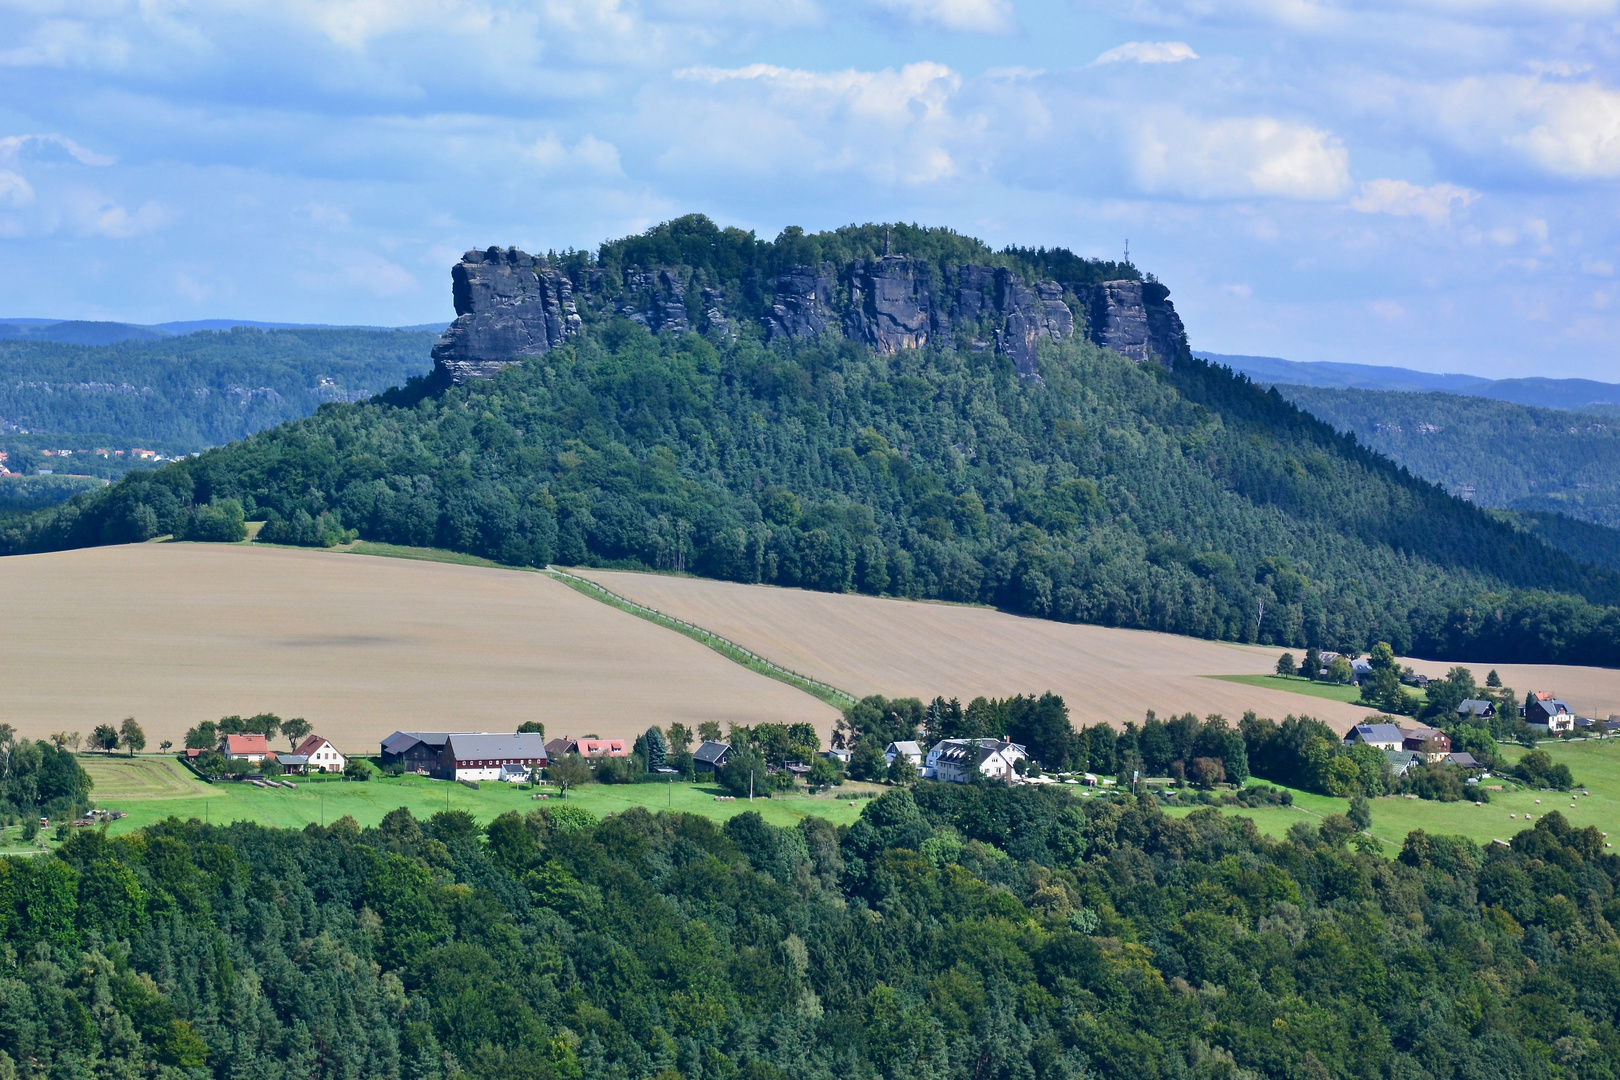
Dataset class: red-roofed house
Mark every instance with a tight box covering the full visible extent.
[220,734,275,763]
[294,735,347,774]
[573,738,627,758]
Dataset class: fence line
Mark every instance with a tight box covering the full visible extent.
[543,568,858,709]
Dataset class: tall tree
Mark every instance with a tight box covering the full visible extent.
[118,717,146,757]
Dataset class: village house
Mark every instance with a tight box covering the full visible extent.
[1343,723,1405,752]
[1456,699,1495,720]
[220,733,275,764]
[1524,692,1575,733]
[441,732,549,783]
[294,735,347,774]
[1402,726,1452,762]
[924,738,1027,783]
[693,741,731,773]
[884,741,924,769]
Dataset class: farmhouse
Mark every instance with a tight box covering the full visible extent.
[294,735,346,773]
[441,732,549,783]
[693,741,731,773]
[381,731,452,773]
[1402,726,1452,762]
[1524,692,1574,732]
[1343,723,1404,752]
[925,738,1027,783]
[220,734,274,763]
[1456,699,1495,720]
[884,741,924,769]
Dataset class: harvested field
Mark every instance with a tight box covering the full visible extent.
[0,544,835,752]
[573,570,1620,733]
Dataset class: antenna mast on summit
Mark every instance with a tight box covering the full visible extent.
[1124,239,1130,264]
[884,226,891,257]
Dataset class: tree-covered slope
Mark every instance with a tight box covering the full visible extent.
[12,789,1620,1080]
[0,327,436,465]
[1279,386,1620,529]
[4,320,1618,664]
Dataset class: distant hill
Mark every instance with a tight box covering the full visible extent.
[4,216,1619,667]
[1199,351,1620,415]
[0,317,452,346]
[0,327,436,477]
[1276,385,1620,534]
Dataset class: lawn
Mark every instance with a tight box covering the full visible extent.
[1165,737,1620,850]
[78,756,876,836]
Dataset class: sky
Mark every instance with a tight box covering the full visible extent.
[2,1,1619,379]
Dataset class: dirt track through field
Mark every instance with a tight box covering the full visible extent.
[0,545,834,752]
[574,570,1620,733]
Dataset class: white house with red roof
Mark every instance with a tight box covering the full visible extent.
[294,735,347,773]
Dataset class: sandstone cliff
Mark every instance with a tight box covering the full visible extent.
[430,239,1188,385]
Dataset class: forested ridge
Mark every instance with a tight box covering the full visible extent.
[7,786,1620,1080]
[1277,387,1620,532]
[0,328,436,466]
[3,314,1619,664]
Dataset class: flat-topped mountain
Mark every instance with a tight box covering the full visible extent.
[430,217,1187,384]
[5,216,1619,667]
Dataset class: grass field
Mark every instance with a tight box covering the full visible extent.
[77,755,876,835]
[0,544,835,750]
[1208,673,1364,704]
[1209,673,1426,713]
[1162,737,1620,849]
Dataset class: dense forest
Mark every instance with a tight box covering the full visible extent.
[0,327,436,470]
[1279,387,1620,530]
[7,784,1617,1080]
[4,309,1620,663]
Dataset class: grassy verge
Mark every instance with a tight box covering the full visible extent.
[542,567,857,709]
[77,756,874,834]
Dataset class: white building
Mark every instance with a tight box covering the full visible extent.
[884,741,924,769]
[924,738,1027,783]
[443,732,550,782]
[294,735,348,774]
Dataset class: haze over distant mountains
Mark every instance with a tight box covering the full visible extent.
[1200,351,1620,415]
[0,317,450,346]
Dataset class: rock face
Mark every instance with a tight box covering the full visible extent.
[430,245,1189,385]
[1079,280,1186,367]
[430,247,581,384]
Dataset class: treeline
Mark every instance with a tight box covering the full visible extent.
[0,727,93,833]
[0,327,435,466]
[5,781,1618,1079]
[6,315,1620,664]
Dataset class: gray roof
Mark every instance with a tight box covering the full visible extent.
[886,741,922,755]
[1347,723,1404,745]
[694,741,731,764]
[1457,699,1494,716]
[1446,752,1482,768]
[279,755,310,766]
[381,731,452,755]
[444,732,550,760]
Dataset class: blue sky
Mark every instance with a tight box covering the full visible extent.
[2,0,1619,379]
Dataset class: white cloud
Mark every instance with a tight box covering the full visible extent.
[1371,298,1406,320]
[867,0,1016,33]
[666,62,965,184]
[1092,41,1198,64]
[0,133,114,166]
[0,171,33,207]
[1351,179,1479,222]
[1132,114,1350,199]
[526,134,623,176]
[73,196,167,239]
[1424,76,1620,178]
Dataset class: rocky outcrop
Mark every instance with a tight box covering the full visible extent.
[765,265,835,341]
[430,244,1188,385]
[1079,280,1186,368]
[431,247,582,384]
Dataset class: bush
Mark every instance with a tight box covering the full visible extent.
[1512,750,1576,790]
[179,498,247,542]
[343,759,371,782]
[258,508,355,547]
